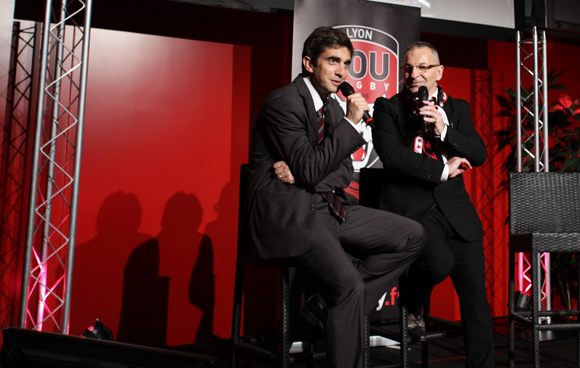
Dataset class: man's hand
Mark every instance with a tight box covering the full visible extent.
[344,93,369,124]
[273,161,295,184]
[447,156,472,178]
[420,100,445,136]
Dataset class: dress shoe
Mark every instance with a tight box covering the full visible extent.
[408,313,427,342]
[300,294,327,330]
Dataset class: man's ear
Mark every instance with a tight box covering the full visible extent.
[436,65,444,82]
[303,56,314,74]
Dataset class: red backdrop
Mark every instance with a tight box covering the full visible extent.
[2,2,580,348]
[68,29,251,346]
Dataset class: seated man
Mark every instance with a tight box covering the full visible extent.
[244,26,426,368]
[373,41,495,367]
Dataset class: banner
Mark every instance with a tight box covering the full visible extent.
[293,0,420,320]
[293,0,420,198]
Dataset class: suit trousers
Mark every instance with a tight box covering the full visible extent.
[298,197,426,368]
[400,205,495,368]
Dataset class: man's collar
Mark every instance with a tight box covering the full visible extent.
[303,76,325,111]
[428,88,438,101]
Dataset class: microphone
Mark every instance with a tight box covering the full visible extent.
[338,81,375,129]
[418,86,429,132]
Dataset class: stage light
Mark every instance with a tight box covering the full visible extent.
[82,318,115,341]
[515,291,531,312]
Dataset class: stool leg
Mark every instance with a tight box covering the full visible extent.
[422,301,430,367]
[231,262,244,368]
[577,251,580,367]
[508,250,516,368]
[400,305,409,368]
[531,251,540,368]
[421,341,429,368]
[280,265,291,368]
[365,316,370,368]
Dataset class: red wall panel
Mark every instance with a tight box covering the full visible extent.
[69,28,250,347]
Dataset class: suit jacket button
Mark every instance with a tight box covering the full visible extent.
[310,205,316,211]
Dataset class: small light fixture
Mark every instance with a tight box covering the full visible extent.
[82,318,115,341]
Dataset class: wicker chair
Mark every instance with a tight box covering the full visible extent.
[508,172,580,367]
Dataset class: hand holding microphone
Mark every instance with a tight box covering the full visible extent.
[418,86,445,135]
[338,82,375,129]
[418,85,429,132]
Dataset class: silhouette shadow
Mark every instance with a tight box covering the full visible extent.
[117,192,215,347]
[70,191,152,338]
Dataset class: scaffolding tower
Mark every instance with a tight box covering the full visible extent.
[0,21,39,333]
[515,26,551,317]
[18,0,93,333]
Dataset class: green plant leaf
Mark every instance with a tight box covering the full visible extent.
[562,156,580,172]
[495,94,513,111]
[497,110,514,117]
[550,83,567,90]
[554,150,575,158]
[549,69,566,84]
[503,89,517,99]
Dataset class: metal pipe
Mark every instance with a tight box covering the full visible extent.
[541,30,551,314]
[516,31,522,173]
[61,0,93,334]
[19,0,54,329]
[542,31,549,172]
[36,0,67,332]
[533,27,540,173]
[516,31,524,292]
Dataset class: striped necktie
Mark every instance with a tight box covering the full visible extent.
[317,102,347,222]
[317,105,325,143]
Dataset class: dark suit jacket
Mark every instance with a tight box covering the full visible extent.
[372,92,487,242]
[246,75,366,259]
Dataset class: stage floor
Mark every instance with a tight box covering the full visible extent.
[174,317,578,367]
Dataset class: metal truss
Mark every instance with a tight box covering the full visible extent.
[516,27,549,173]
[515,26,551,318]
[18,0,93,333]
[0,22,39,334]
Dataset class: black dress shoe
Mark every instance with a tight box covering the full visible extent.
[408,313,427,342]
[300,294,327,330]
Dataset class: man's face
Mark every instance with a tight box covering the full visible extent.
[303,46,352,98]
[402,46,443,96]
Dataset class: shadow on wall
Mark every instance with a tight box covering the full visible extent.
[71,192,152,338]
[117,192,217,347]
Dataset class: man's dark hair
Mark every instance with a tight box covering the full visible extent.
[404,41,440,64]
[301,26,354,75]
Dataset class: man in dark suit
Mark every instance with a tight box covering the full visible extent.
[373,41,495,367]
[245,27,426,368]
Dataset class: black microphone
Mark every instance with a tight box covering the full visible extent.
[338,81,375,129]
[418,86,429,132]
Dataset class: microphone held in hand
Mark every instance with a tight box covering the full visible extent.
[338,81,375,129]
[418,86,429,132]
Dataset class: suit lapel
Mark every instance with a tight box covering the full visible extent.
[294,76,319,141]
[443,100,454,128]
